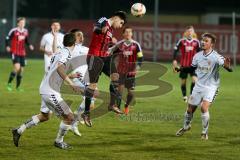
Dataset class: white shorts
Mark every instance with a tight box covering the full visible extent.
[40,94,72,117]
[44,54,53,73]
[188,85,218,106]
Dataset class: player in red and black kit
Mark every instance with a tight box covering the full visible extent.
[110,26,143,115]
[173,26,200,102]
[5,17,34,91]
[81,11,127,127]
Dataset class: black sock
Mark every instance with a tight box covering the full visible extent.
[16,74,22,88]
[84,88,94,114]
[109,84,116,106]
[8,71,16,84]
[109,83,122,108]
[190,82,195,94]
[126,92,133,107]
[110,81,122,108]
[181,84,187,97]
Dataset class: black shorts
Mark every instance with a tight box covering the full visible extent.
[11,54,26,67]
[179,67,196,79]
[119,74,135,90]
[87,55,117,83]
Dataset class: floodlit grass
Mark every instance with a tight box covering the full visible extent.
[0,58,239,160]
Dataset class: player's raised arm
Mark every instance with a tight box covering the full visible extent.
[93,17,108,34]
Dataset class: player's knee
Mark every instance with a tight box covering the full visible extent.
[39,113,51,122]
[64,113,74,125]
[181,81,186,86]
[128,89,134,96]
[110,73,119,81]
[192,76,197,82]
[93,88,99,97]
[187,104,195,113]
[201,101,210,113]
[88,83,97,90]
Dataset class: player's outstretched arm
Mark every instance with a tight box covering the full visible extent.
[68,72,82,79]
[57,63,82,93]
[223,57,233,72]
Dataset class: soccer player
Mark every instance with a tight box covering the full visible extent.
[40,21,64,72]
[172,26,201,102]
[12,33,83,149]
[69,29,95,125]
[81,11,127,127]
[6,17,34,91]
[175,33,233,140]
[109,26,143,115]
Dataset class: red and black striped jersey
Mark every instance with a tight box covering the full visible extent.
[113,39,142,75]
[88,17,113,57]
[6,27,30,56]
[173,38,200,67]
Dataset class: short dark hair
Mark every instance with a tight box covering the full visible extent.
[63,33,76,47]
[113,11,127,24]
[123,26,132,33]
[202,33,217,44]
[51,20,60,25]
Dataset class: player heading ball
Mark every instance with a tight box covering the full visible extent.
[82,11,127,127]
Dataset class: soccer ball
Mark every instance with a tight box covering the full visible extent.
[131,3,146,17]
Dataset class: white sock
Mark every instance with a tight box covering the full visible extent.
[17,115,40,134]
[76,97,85,114]
[91,98,95,105]
[183,111,193,130]
[201,111,210,134]
[55,121,71,143]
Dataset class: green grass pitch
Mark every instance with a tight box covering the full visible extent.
[0,58,239,160]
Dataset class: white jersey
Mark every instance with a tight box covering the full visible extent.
[40,32,64,72]
[72,43,89,57]
[192,50,225,90]
[39,47,72,96]
[40,32,64,53]
[71,44,89,87]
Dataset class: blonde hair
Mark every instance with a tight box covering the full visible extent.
[17,17,26,23]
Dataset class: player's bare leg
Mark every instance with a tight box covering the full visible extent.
[176,104,197,136]
[190,76,197,94]
[12,112,51,147]
[200,100,211,140]
[181,79,188,102]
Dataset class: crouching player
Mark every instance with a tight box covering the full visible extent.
[109,26,143,114]
[175,33,233,140]
[12,33,83,149]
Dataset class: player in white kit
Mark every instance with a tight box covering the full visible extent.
[175,33,233,140]
[40,21,64,72]
[69,29,96,126]
[12,33,83,149]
